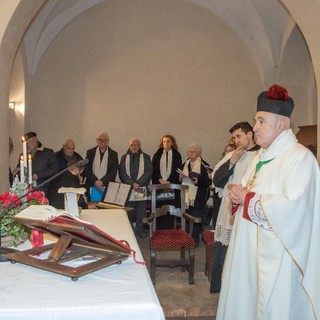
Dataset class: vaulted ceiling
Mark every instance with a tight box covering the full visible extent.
[23,0,296,82]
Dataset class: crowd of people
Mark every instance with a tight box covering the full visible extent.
[7,84,320,319]
[9,131,215,242]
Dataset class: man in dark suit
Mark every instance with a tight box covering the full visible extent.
[84,131,119,200]
[16,132,59,196]
[47,160,86,209]
[55,138,83,171]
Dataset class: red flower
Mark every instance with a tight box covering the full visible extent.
[26,191,48,205]
[0,192,21,207]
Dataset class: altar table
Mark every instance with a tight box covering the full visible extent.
[0,209,165,320]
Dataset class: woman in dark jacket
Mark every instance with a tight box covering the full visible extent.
[152,134,182,185]
[151,135,182,229]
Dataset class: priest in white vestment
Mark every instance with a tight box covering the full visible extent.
[217,84,320,320]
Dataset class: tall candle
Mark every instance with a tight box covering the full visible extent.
[22,136,27,168]
[20,155,25,182]
[28,154,32,185]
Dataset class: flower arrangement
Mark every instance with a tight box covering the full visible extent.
[0,179,48,247]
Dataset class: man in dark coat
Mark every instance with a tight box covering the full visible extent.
[47,160,86,209]
[119,138,153,238]
[17,132,59,196]
[179,143,211,245]
[55,138,83,171]
[84,131,118,201]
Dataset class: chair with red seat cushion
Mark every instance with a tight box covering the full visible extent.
[148,184,196,285]
[201,229,215,282]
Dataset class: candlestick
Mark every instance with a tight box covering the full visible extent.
[28,154,32,185]
[22,136,27,168]
[20,155,25,182]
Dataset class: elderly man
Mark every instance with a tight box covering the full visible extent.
[217,85,320,319]
[119,138,153,238]
[179,143,211,245]
[55,138,83,171]
[18,132,59,196]
[84,131,118,199]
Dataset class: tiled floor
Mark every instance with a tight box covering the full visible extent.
[137,233,218,319]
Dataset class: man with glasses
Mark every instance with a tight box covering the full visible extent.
[84,131,119,200]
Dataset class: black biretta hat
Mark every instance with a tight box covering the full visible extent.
[257,84,294,118]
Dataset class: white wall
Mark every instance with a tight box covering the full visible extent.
[11,0,315,169]
[25,0,262,167]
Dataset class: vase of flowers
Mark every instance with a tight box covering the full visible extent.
[0,179,48,247]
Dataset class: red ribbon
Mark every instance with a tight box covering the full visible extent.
[30,230,44,248]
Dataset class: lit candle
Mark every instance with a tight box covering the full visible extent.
[20,155,25,182]
[28,154,32,185]
[22,136,27,168]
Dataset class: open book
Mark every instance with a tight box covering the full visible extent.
[14,205,87,223]
[176,169,197,183]
[102,182,131,206]
[13,205,131,253]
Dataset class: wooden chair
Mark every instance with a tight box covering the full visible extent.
[201,229,215,282]
[147,184,199,285]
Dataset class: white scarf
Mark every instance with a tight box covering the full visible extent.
[125,153,144,180]
[182,157,201,208]
[93,147,108,180]
[160,149,172,181]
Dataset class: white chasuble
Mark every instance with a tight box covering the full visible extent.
[217,129,320,320]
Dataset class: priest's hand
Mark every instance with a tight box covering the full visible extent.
[227,184,248,205]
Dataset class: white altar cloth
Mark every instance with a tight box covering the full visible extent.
[0,209,165,320]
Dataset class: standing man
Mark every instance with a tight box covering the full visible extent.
[180,143,211,246]
[55,138,83,171]
[84,131,118,199]
[19,132,59,196]
[119,138,153,238]
[217,85,320,319]
[210,122,259,293]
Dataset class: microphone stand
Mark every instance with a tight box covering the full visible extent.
[0,159,89,262]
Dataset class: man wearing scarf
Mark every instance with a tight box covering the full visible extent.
[217,85,320,319]
[119,138,153,238]
[180,143,211,246]
[85,131,118,199]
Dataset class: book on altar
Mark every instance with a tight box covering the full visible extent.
[14,205,91,224]
[13,205,132,254]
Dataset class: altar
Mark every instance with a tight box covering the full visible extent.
[0,209,165,320]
